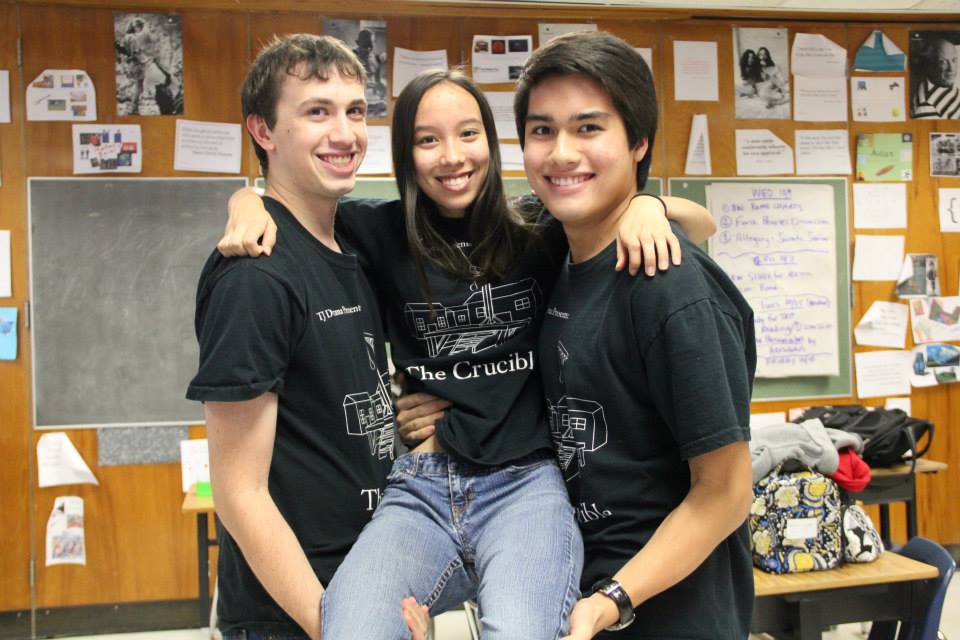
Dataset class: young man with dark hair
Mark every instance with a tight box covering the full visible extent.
[517,31,756,639]
[186,34,393,640]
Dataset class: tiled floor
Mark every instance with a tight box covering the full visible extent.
[63,574,959,640]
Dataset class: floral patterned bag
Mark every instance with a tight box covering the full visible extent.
[749,466,842,574]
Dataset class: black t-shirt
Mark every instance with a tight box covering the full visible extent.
[335,197,567,465]
[538,225,756,639]
[187,197,393,632]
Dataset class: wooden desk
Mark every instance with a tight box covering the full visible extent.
[181,486,216,626]
[860,459,947,545]
[752,552,938,640]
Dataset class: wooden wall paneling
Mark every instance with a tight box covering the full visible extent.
[844,23,960,545]
[0,2,35,618]
[19,4,247,610]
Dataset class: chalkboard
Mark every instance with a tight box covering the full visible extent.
[29,178,248,428]
[668,177,851,401]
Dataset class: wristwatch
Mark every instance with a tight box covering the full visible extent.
[591,577,635,631]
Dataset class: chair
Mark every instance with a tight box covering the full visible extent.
[867,536,956,640]
[463,600,481,640]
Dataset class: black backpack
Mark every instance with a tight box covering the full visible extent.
[794,405,934,469]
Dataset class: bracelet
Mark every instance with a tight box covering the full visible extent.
[631,192,667,217]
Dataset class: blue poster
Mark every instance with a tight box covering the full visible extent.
[0,307,17,360]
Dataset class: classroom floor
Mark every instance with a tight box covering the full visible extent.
[63,574,959,640]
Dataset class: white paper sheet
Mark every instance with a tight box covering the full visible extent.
[795,130,851,175]
[46,496,86,566]
[358,126,392,175]
[910,343,959,388]
[854,301,908,349]
[751,412,787,429]
[483,91,518,140]
[180,439,210,493]
[636,48,653,76]
[855,350,912,399]
[499,143,524,171]
[391,48,448,97]
[174,119,242,174]
[707,183,838,377]
[37,432,98,487]
[0,70,10,123]
[885,397,912,414]
[791,34,847,78]
[673,41,718,102]
[851,76,906,122]
[684,114,712,175]
[0,230,10,298]
[896,254,940,298]
[853,183,907,229]
[537,23,597,45]
[793,76,848,122]
[72,124,142,174]
[910,297,960,344]
[852,235,904,281]
[939,188,960,232]
[472,35,533,84]
[735,129,794,175]
[26,69,96,121]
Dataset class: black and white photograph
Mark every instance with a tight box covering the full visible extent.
[931,132,960,177]
[324,18,388,117]
[113,12,183,116]
[733,27,791,120]
[910,31,960,120]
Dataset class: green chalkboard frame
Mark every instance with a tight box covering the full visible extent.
[668,177,852,401]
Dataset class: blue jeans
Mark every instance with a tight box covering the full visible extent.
[321,450,583,640]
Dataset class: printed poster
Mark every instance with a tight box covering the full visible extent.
[910,297,960,344]
[72,124,142,174]
[46,496,86,566]
[26,69,96,121]
[732,27,790,120]
[911,343,960,387]
[114,12,184,115]
[931,133,960,177]
[856,132,912,181]
[471,35,533,84]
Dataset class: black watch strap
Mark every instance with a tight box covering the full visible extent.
[591,577,635,631]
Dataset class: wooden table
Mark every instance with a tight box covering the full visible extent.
[181,485,216,626]
[752,552,939,640]
[861,459,947,545]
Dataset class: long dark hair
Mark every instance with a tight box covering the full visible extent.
[739,49,762,83]
[391,70,534,287]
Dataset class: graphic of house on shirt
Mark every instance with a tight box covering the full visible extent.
[548,395,609,480]
[403,278,541,357]
[548,341,608,479]
[342,333,395,460]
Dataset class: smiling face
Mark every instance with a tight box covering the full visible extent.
[411,82,490,219]
[251,67,367,204]
[522,73,647,233]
